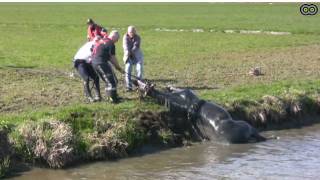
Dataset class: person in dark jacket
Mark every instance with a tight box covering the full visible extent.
[91,31,125,103]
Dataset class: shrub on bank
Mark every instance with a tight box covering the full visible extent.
[0,129,12,178]
[226,92,320,130]
[0,156,10,178]
[6,103,164,169]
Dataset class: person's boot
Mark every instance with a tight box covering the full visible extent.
[86,96,94,103]
[84,81,94,102]
[109,91,120,104]
[93,89,102,102]
[93,95,101,102]
[93,78,101,102]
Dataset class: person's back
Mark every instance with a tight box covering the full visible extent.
[74,41,95,63]
[73,38,101,102]
[91,38,114,65]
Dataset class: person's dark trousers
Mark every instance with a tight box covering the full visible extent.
[74,60,101,99]
[92,62,119,102]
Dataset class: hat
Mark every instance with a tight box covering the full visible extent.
[87,18,94,25]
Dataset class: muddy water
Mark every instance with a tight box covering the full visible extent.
[9,124,320,180]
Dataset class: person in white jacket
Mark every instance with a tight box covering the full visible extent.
[73,36,101,102]
[123,26,144,91]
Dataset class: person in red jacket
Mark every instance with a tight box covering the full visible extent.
[87,18,103,41]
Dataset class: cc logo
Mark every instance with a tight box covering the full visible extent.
[300,4,318,15]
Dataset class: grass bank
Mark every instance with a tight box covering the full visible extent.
[0,100,183,172]
[1,79,320,174]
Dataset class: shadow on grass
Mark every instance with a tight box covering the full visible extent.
[177,86,219,91]
[118,97,139,102]
[146,78,178,84]
[144,79,219,90]
[2,65,38,69]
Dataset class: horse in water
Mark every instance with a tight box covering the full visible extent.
[134,80,266,143]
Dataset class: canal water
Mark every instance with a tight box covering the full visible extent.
[8,123,320,180]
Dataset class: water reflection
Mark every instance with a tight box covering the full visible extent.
[64,141,256,180]
[9,124,320,180]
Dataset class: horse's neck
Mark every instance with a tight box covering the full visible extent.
[149,89,190,112]
[149,89,168,105]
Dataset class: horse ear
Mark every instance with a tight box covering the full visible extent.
[143,81,155,94]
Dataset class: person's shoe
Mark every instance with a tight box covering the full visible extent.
[108,96,123,104]
[93,96,101,102]
[109,97,118,104]
[87,97,95,103]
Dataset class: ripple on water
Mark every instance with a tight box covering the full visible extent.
[10,124,320,180]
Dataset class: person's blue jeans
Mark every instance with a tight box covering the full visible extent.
[125,59,143,90]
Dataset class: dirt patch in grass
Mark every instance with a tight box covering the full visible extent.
[0,67,139,114]
[1,45,320,114]
[154,44,320,90]
[215,44,320,86]
[0,68,82,113]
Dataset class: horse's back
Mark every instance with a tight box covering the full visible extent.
[199,102,233,122]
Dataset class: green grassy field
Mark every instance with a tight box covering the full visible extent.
[0,3,320,173]
[0,3,319,69]
[0,3,319,114]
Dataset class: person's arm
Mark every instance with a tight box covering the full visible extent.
[123,34,131,54]
[109,44,124,73]
[131,35,141,53]
[110,55,124,74]
[122,34,131,63]
[94,25,102,37]
[87,25,94,41]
